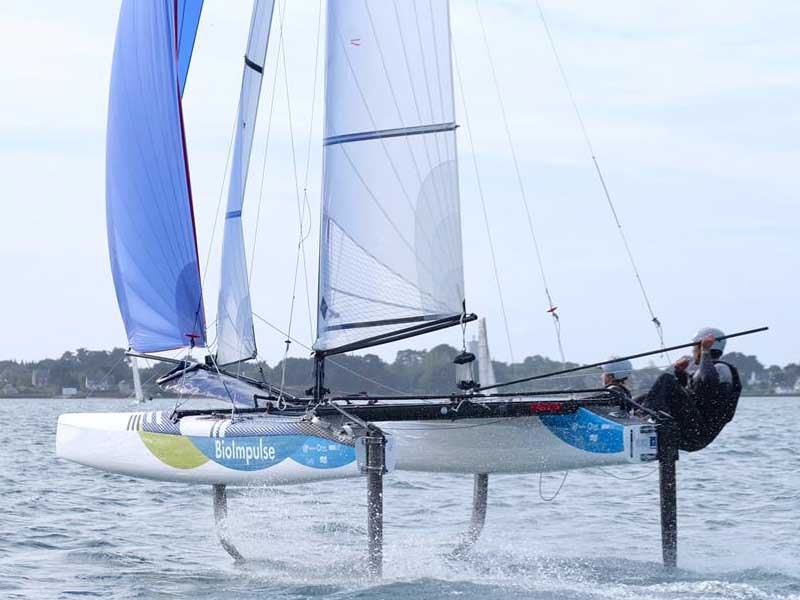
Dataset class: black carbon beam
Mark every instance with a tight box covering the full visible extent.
[451,473,489,558]
[212,484,244,561]
[365,428,386,577]
[479,326,769,393]
[658,420,679,568]
[317,314,477,358]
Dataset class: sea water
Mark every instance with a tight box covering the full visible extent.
[0,397,798,599]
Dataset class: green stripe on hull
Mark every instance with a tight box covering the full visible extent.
[139,431,209,470]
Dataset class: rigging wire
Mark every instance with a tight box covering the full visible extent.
[297,0,324,338]
[213,0,291,368]
[252,312,414,397]
[538,464,657,500]
[171,347,194,412]
[598,466,657,481]
[539,470,569,502]
[474,0,567,367]
[453,46,515,364]
[533,0,666,352]
[200,109,239,291]
[197,98,240,352]
[274,0,323,398]
[247,0,288,301]
[121,352,176,401]
[83,351,130,399]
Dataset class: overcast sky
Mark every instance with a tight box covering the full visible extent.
[0,1,797,370]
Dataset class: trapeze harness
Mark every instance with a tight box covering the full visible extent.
[678,360,742,452]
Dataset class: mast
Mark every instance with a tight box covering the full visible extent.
[476,318,497,388]
[215,0,276,366]
[131,356,145,403]
[314,0,474,366]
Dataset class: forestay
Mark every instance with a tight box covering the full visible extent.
[315,0,466,353]
[216,0,276,366]
[106,0,206,353]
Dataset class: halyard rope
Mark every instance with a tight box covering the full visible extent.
[274,0,323,399]
[534,0,666,352]
[474,0,567,367]
[453,45,516,364]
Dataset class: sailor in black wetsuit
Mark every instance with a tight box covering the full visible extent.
[636,327,742,452]
[601,358,633,404]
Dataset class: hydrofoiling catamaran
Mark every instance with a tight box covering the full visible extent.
[55,0,762,574]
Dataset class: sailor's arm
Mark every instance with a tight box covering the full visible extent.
[691,335,720,397]
[673,356,691,386]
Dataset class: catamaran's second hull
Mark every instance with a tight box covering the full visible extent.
[386,407,657,474]
[55,408,657,486]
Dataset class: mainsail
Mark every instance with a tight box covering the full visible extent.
[106,0,206,353]
[215,0,276,366]
[315,0,466,354]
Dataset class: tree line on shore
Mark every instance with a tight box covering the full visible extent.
[1,346,797,398]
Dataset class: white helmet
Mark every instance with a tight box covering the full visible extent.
[693,327,726,354]
[601,358,633,381]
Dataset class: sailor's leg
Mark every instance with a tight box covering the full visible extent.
[365,429,386,577]
[641,374,682,413]
[451,473,489,557]
[658,421,679,568]
[212,484,244,561]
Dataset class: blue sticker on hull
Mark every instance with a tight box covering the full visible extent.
[540,408,624,454]
[191,435,356,471]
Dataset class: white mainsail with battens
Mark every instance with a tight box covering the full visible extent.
[216,0,276,366]
[315,0,466,353]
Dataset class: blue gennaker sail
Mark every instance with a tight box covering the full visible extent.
[106,0,206,353]
[176,0,204,95]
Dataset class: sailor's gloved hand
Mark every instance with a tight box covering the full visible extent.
[700,333,716,351]
[674,356,691,374]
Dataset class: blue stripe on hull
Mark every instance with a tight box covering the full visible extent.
[191,435,356,471]
[540,408,624,454]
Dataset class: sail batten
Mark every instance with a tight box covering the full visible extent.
[315,0,465,353]
[325,313,452,333]
[215,0,276,366]
[324,122,457,146]
[106,0,207,353]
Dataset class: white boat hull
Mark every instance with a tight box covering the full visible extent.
[387,410,653,474]
[56,407,658,485]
